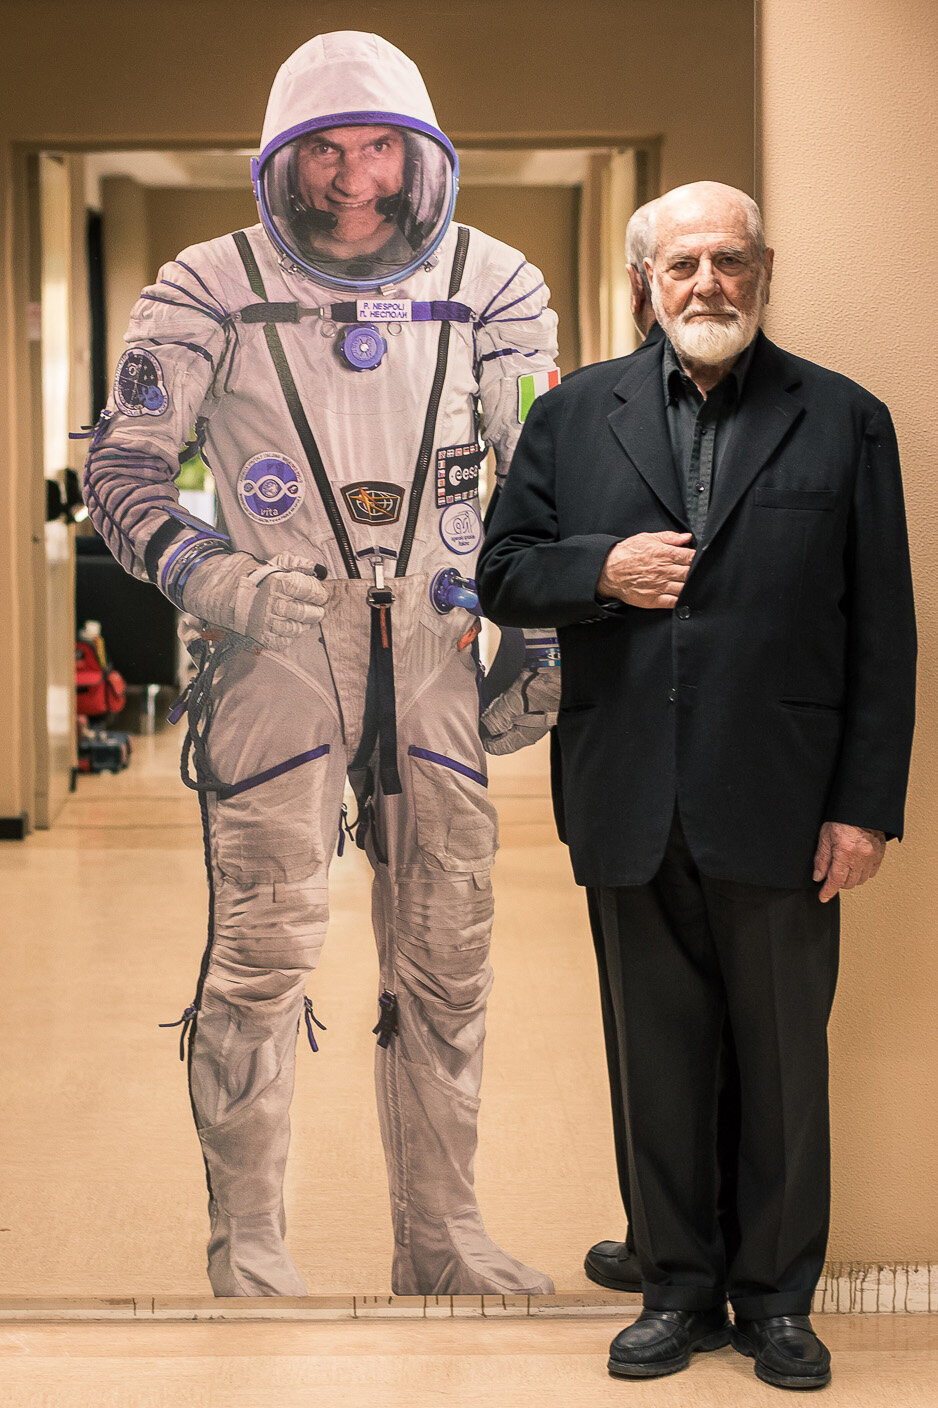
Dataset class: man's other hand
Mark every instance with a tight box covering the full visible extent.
[597,531,695,608]
[813,821,886,902]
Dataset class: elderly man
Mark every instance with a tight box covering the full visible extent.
[584,199,741,1302]
[477,181,915,1389]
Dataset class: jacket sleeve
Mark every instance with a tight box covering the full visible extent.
[81,248,236,588]
[825,402,917,837]
[476,392,622,628]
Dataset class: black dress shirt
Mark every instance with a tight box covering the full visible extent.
[663,335,757,539]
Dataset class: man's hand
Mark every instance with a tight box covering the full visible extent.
[813,821,886,902]
[597,531,695,608]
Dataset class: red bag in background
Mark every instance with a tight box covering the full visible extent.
[75,639,126,718]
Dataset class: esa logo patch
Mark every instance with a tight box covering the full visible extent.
[436,443,484,508]
[341,481,405,525]
[439,503,482,555]
[114,349,169,417]
[238,454,305,523]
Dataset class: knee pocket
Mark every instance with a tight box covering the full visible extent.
[407,748,498,873]
[209,748,336,884]
[205,659,339,884]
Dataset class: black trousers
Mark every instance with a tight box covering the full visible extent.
[586,811,839,1318]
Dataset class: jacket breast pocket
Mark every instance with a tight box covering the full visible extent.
[754,487,836,511]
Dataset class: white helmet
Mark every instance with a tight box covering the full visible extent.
[253,32,457,292]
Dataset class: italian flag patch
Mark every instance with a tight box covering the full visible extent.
[517,369,561,423]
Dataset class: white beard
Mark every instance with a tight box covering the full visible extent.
[653,282,765,367]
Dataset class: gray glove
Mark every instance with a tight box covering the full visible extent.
[165,546,329,649]
[480,664,562,755]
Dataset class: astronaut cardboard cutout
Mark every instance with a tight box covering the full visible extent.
[83,30,560,1298]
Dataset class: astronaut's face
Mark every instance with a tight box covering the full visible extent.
[296,126,406,252]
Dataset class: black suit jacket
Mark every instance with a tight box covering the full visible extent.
[477,331,916,888]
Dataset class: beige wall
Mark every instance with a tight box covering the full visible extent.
[145,186,259,285]
[0,0,754,827]
[759,0,938,1260]
[455,186,580,375]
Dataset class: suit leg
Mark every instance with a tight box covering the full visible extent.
[188,643,346,1296]
[363,648,554,1296]
[701,875,840,1318]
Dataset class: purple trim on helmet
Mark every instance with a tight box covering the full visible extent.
[226,745,331,798]
[257,111,457,175]
[253,112,459,293]
[407,745,487,788]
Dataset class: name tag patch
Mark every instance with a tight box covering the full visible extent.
[238,453,305,523]
[356,299,411,322]
[114,348,169,417]
[341,481,405,525]
[436,443,484,507]
[439,503,482,555]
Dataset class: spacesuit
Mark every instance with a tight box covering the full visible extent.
[82,32,560,1297]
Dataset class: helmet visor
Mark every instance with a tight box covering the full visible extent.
[257,122,456,291]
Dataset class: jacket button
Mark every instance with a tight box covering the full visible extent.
[676,604,691,619]
[667,687,678,702]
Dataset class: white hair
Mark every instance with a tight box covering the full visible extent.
[625,201,657,296]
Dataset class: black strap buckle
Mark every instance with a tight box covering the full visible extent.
[366,586,395,607]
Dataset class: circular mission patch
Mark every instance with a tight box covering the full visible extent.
[113,348,169,417]
[237,454,306,524]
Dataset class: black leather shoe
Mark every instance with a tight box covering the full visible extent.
[608,1306,730,1379]
[584,1240,642,1292]
[731,1315,832,1389]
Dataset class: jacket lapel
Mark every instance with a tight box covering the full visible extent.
[702,333,805,546]
[607,340,689,528]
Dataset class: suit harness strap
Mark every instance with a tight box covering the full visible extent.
[396,224,470,577]
[232,229,360,579]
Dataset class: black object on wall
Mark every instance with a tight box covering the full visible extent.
[86,210,108,422]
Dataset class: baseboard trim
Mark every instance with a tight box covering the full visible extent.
[815,1263,938,1314]
[0,1270,935,1321]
